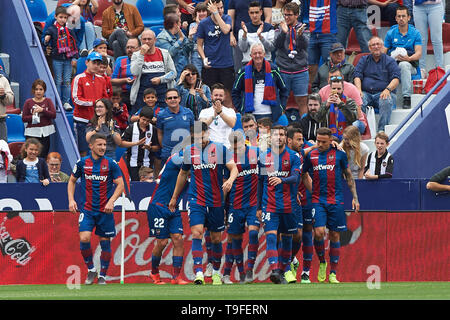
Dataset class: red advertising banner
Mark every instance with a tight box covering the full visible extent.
[0,211,448,285]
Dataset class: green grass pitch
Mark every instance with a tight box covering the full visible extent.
[0,282,448,300]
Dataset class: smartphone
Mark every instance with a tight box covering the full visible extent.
[195,79,202,89]
[145,130,153,145]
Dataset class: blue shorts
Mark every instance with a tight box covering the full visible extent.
[280,71,309,97]
[262,211,297,234]
[189,203,225,233]
[302,204,314,225]
[312,203,347,232]
[308,32,337,65]
[78,210,116,238]
[294,206,303,229]
[147,203,183,239]
[74,121,89,153]
[227,206,260,235]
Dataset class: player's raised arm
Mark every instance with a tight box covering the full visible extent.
[169,168,190,212]
[343,167,360,213]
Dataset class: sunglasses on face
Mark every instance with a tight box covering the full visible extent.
[166,96,179,100]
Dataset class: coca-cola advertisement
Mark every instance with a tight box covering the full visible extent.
[0,211,448,284]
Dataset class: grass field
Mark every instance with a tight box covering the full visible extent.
[0,282,448,300]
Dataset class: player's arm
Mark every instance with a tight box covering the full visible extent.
[343,167,360,213]
[223,160,238,193]
[104,176,124,213]
[301,172,312,193]
[67,175,79,214]
[169,168,190,212]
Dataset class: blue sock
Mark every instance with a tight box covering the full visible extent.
[232,238,244,273]
[151,254,162,275]
[280,235,292,272]
[247,230,259,270]
[191,238,203,274]
[265,233,278,271]
[172,255,183,278]
[211,242,222,271]
[99,240,111,277]
[302,230,313,272]
[224,241,233,276]
[80,241,94,270]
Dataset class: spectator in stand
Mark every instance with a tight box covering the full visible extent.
[46,151,70,183]
[339,125,369,179]
[0,140,12,183]
[189,3,209,76]
[111,87,129,134]
[315,76,358,141]
[130,29,177,115]
[121,107,160,181]
[71,51,109,157]
[354,36,400,132]
[176,64,211,120]
[130,88,161,123]
[312,42,355,93]
[364,131,394,179]
[232,43,288,124]
[43,6,79,112]
[383,6,422,109]
[319,68,367,136]
[139,166,154,182]
[73,0,98,52]
[175,0,196,28]
[241,113,259,147]
[101,0,144,60]
[228,0,272,73]
[76,38,113,76]
[413,0,444,79]
[199,83,237,148]
[15,138,50,185]
[271,0,288,28]
[0,72,14,141]
[368,0,401,26]
[22,79,57,159]
[307,0,338,86]
[156,13,195,79]
[111,37,140,109]
[99,56,113,98]
[156,89,195,164]
[274,2,309,119]
[426,166,450,192]
[238,1,276,67]
[336,0,372,54]
[256,117,272,152]
[299,93,328,142]
[86,98,122,159]
[196,0,235,103]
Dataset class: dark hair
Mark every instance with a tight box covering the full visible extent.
[283,2,299,15]
[249,1,262,9]
[90,98,114,128]
[396,5,410,16]
[128,36,141,47]
[55,6,68,17]
[89,132,107,144]
[143,88,157,97]
[307,93,322,104]
[257,117,272,128]
[140,106,154,120]
[31,79,47,94]
[210,83,225,93]
[164,13,179,30]
[100,55,108,66]
[181,64,200,89]
[316,127,332,137]
[190,121,209,135]
[241,113,257,124]
[271,124,287,132]
[112,86,122,97]
[287,127,303,139]
[21,138,42,159]
[163,4,178,17]
[193,2,208,19]
[166,88,180,98]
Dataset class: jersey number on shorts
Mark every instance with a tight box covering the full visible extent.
[262,212,271,222]
[154,218,164,228]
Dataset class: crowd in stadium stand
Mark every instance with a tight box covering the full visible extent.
[0,0,448,184]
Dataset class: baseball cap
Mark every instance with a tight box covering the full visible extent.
[86,51,103,61]
[330,42,345,53]
[92,38,108,48]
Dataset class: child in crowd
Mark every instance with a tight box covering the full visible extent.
[111,87,129,133]
[43,6,79,111]
[257,117,272,152]
[130,88,160,124]
[364,132,394,180]
[139,166,154,182]
[15,138,50,185]
[99,56,113,97]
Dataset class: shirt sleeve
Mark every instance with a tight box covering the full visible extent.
[111,160,122,180]
[72,160,83,178]
[429,166,450,183]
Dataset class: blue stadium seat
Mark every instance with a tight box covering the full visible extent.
[233,112,242,130]
[6,114,26,143]
[25,0,48,22]
[136,0,164,28]
[150,25,165,37]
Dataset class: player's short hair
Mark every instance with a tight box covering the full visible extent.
[316,127,332,137]
[257,117,272,128]
[89,132,107,144]
[375,131,390,143]
[287,127,303,140]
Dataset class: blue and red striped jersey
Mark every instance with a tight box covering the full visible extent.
[259,147,302,214]
[303,147,348,205]
[228,146,259,209]
[309,0,338,34]
[298,142,313,207]
[72,155,122,213]
[111,56,133,93]
[182,141,232,207]
[149,153,185,208]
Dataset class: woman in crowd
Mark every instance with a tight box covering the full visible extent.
[340,125,369,179]
[46,151,70,182]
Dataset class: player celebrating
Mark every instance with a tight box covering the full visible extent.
[258,125,302,284]
[223,131,260,284]
[147,145,191,285]
[169,122,238,285]
[302,127,360,284]
[67,133,124,285]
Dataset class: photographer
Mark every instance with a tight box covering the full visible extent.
[315,76,358,141]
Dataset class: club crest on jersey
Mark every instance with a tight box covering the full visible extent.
[283,159,289,165]
[101,165,108,170]
[182,115,187,121]
[328,155,334,161]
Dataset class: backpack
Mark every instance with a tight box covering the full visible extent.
[424,67,446,94]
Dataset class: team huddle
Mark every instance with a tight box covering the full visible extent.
[68,121,360,285]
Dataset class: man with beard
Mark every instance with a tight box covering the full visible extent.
[101,0,144,60]
[199,83,236,148]
[298,93,328,143]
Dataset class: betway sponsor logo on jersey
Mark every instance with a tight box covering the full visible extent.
[267,170,290,177]
[192,163,217,170]
[313,164,335,171]
[84,174,108,181]
[237,168,258,177]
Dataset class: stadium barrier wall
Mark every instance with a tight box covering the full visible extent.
[0,210,448,285]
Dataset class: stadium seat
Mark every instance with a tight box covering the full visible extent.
[136,0,164,28]
[352,52,370,67]
[8,142,24,159]
[150,25,165,37]
[6,114,25,143]
[233,112,242,130]
[94,0,113,27]
[345,28,378,56]
[25,0,48,22]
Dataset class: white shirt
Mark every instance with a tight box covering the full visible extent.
[199,106,236,148]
